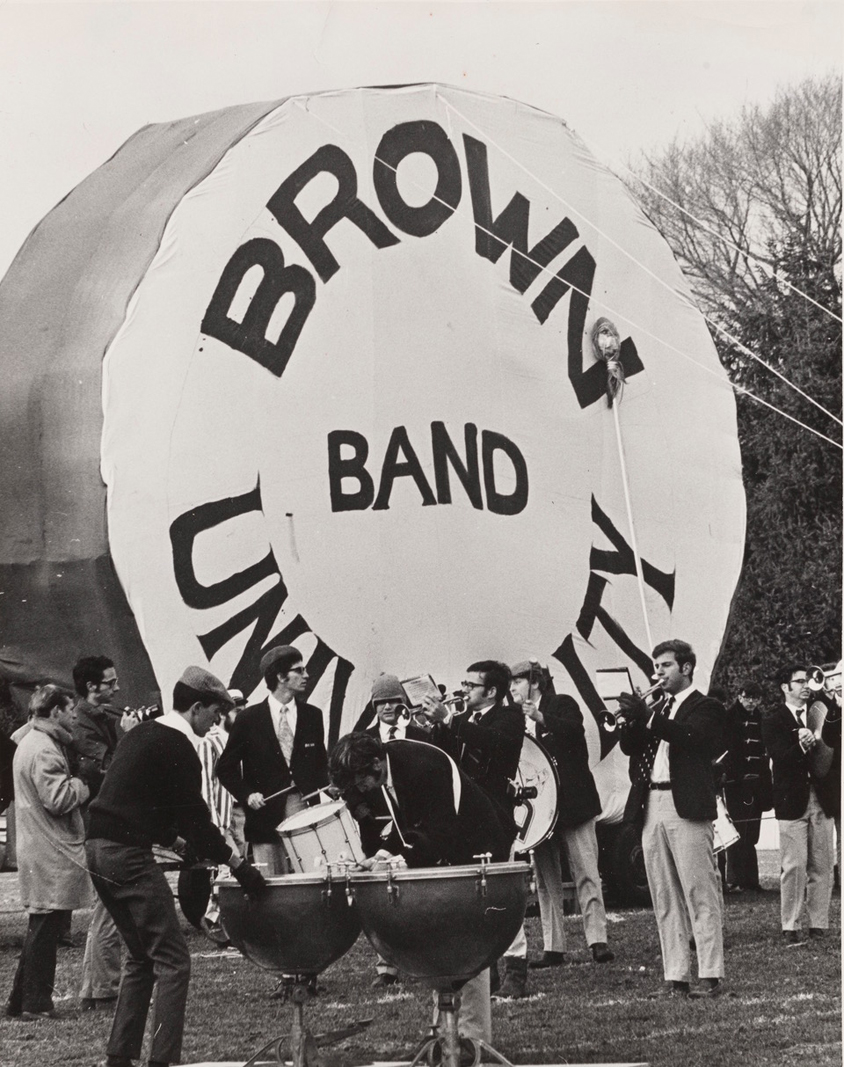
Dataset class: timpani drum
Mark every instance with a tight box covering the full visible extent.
[218,870,361,975]
[348,860,531,987]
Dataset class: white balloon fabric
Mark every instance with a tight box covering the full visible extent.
[0,86,744,812]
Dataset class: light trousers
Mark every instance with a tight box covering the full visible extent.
[432,968,491,1044]
[80,895,123,999]
[779,787,834,931]
[642,790,724,983]
[562,818,607,947]
[251,791,307,875]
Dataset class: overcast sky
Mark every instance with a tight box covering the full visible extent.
[0,1,840,280]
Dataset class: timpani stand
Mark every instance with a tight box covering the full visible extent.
[348,854,532,1067]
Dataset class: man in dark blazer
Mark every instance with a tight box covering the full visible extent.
[329,731,513,1051]
[420,660,526,997]
[722,682,772,892]
[354,672,431,989]
[618,639,726,999]
[761,664,836,943]
[509,660,613,968]
[329,732,513,867]
[420,660,524,826]
[216,645,328,874]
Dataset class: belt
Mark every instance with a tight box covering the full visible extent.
[648,782,672,790]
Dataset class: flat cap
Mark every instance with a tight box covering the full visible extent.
[259,645,302,677]
[178,666,234,707]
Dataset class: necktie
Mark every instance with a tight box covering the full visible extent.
[388,726,397,741]
[470,711,482,724]
[277,706,294,763]
[636,696,671,784]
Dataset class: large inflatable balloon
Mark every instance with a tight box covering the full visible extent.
[0,85,744,816]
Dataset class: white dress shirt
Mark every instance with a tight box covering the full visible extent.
[649,687,695,785]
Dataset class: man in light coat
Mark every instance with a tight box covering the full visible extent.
[5,685,92,1019]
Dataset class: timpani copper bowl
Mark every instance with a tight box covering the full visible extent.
[217,870,360,976]
[347,859,531,988]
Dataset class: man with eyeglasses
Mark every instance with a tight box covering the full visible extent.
[420,660,527,996]
[217,645,329,875]
[722,682,772,893]
[71,656,139,1012]
[762,664,837,944]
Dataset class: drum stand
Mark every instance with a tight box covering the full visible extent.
[241,976,372,1067]
[409,989,514,1067]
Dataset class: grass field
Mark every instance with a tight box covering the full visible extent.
[0,858,840,1067]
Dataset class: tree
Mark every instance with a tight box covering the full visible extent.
[627,74,842,694]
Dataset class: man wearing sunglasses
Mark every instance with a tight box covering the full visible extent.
[762,664,837,944]
[217,645,329,875]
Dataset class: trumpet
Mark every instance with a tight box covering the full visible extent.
[600,681,665,732]
[405,691,465,727]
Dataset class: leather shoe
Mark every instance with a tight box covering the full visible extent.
[371,973,399,988]
[809,928,827,939]
[20,1009,60,1020]
[689,978,721,999]
[529,950,565,969]
[81,996,118,1012]
[647,981,689,999]
[782,929,808,945]
[591,942,614,963]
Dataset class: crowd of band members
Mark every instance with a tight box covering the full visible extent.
[0,642,840,1063]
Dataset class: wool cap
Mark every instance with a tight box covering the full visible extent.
[510,660,543,679]
[178,666,234,707]
[371,673,405,704]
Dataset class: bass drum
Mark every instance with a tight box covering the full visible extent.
[513,734,559,853]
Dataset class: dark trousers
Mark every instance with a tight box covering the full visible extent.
[86,839,191,1065]
[726,813,762,888]
[7,909,69,1014]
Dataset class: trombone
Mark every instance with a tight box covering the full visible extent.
[600,681,665,732]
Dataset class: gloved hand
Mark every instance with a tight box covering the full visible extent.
[232,861,268,899]
[617,692,650,723]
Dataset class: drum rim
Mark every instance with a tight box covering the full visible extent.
[217,871,346,887]
[348,860,531,882]
[277,798,347,831]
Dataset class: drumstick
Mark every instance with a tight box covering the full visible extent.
[262,784,327,803]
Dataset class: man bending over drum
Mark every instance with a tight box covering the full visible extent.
[329,732,514,1052]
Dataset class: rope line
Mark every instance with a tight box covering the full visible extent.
[619,162,842,325]
[289,97,842,449]
[435,95,842,429]
[610,400,653,651]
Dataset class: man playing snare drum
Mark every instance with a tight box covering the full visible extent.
[217,646,329,875]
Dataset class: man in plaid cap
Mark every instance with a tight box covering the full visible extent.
[85,666,267,1067]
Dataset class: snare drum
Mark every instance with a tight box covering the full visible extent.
[712,795,740,855]
[513,735,559,852]
[277,800,365,872]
